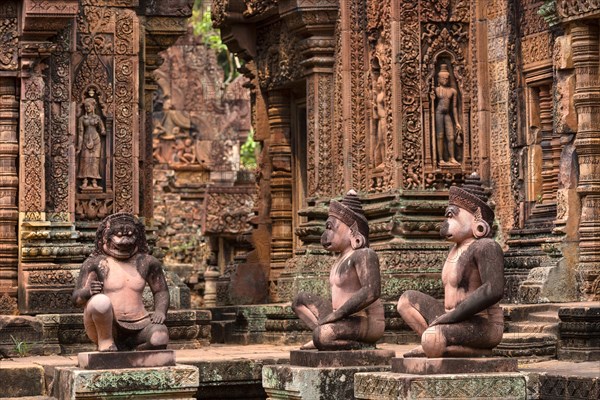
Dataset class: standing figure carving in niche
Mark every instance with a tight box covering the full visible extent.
[434,64,462,167]
[372,75,386,170]
[76,97,106,190]
[397,173,504,357]
[292,190,385,350]
[72,213,170,352]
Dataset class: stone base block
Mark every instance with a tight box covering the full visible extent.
[0,364,45,398]
[263,364,391,400]
[55,365,199,400]
[290,349,395,368]
[354,371,527,400]
[558,305,600,361]
[392,357,518,375]
[78,350,176,369]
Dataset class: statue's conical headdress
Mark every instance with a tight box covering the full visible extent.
[329,190,369,239]
[448,173,494,226]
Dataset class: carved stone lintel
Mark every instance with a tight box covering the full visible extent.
[22,0,78,41]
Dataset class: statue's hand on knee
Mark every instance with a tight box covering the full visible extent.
[89,280,103,297]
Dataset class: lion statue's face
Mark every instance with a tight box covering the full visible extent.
[102,219,139,260]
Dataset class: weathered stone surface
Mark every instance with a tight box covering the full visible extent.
[55,365,199,400]
[354,371,527,400]
[558,305,600,361]
[0,364,45,398]
[77,350,176,370]
[391,357,518,375]
[263,364,391,400]
[290,349,395,368]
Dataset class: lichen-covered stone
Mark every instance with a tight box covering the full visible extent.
[55,365,199,400]
[354,371,527,400]
[263,364,391,400]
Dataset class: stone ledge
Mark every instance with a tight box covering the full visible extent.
[354,371,527,400]
[392,357,518,375]
[77,350,176,370]
[290,349,395,367]
[0,364,45,398]
[263,363,392,400]
[54,365,199,400]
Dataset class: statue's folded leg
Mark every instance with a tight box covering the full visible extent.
[134,323,169,350]
[313,315,382,351]
[422,317,504,358]
[83,294,117,352]
[292,292,332,330]
[397,290,444,335]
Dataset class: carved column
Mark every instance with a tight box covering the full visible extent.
[0,77,19,307]
[19,60,46,223]
[571,22,600,300]
[267,90,293,290]
[539,85,559,207]
[304,40,335,198]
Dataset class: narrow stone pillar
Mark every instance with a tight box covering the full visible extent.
[19,60,46,222]
[571,22,600,300]
[203,268,220,307]
[304,39,335,198]
[539,85,559,208]
[0,77,19,306]
[267,91,293,290]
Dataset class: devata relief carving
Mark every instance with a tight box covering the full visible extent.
[77,97,106,191]
[434,64,462,167]
[372,73,386,170]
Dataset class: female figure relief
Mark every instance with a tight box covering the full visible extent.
[77,98,106,190]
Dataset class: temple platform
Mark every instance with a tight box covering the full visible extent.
[0,344,597,399]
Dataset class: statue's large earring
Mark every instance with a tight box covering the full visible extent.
[471,208,491,238]
[472,220,490,238]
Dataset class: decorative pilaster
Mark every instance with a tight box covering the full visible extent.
[571,22,600,300]
[267,91,293,288]
[19,59,46,222]
[304,41,335,198]
[0,77,19,310]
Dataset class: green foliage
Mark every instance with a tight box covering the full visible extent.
[10,335,30,357]
[189,3,241,84]
[240,129,258,170]
[190,6,227,53]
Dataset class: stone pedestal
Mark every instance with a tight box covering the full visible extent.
[78,350,176,370]
[55,365,199,400]
[392,357,518,374]
[262,349,394,399]
[354,357,526,400]
[558,305,600,361]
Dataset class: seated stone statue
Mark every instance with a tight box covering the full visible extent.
[397,173,504,357]
[72,213,170,352]
[293,190,385,350]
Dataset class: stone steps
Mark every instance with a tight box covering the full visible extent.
[500,304,561,361]
[507,321,559,335]
[495,332,557,361]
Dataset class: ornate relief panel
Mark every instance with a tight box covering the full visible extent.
[47,25,74,223]
[73,4,139,219]
[367,0,394,192]
[0,3,18,71]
